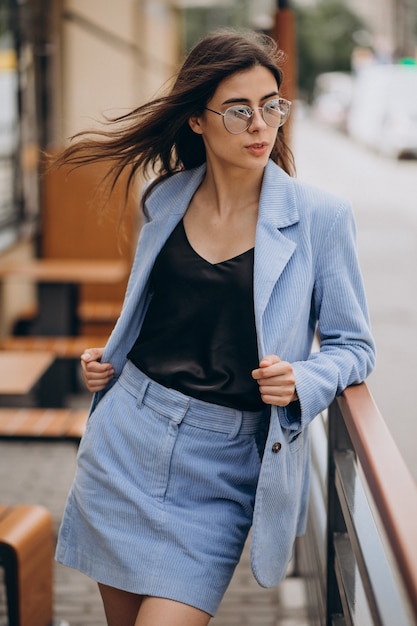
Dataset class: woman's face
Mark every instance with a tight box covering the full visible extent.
[189,65,280,173]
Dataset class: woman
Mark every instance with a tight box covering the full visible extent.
[55,29,375,626]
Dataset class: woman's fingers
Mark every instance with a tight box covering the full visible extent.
[252,355,297,406]
[80,348,114,392]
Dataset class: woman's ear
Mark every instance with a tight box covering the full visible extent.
[189,114,204,135]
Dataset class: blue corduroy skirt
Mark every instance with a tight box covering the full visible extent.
[56,361,266,615]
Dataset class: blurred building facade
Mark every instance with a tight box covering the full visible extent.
[0,0,271,333]
[348,0,417,60]
[2,0,414,333]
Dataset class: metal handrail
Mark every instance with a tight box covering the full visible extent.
[337,384,417,619]
[296,382,417,625]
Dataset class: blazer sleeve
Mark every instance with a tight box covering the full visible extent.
[284,201,376,429]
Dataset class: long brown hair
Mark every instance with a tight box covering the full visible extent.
[53,28,295,209]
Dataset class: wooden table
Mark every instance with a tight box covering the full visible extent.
[0,259,128,335]
[0,259,128,283]
[0,351,55,406]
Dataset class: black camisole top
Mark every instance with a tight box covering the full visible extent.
[127,219,264,411]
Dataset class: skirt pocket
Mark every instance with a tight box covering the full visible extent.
[77,380,180,502]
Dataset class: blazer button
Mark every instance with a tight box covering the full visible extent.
[271,442,282,453]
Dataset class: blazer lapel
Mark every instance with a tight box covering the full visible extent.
[254,161,299,354]
[125,165,207,295]
[139,164,207,260]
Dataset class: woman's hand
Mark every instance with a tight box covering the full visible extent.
[252,355,298,406]
[80,347,114,393]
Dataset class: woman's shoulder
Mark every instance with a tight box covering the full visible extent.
[264,160,354,228]
[293,177,351,214]
[141,166,206,218]
[267,160,351,208]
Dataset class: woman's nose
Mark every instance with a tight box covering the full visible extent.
[248,107,267,131]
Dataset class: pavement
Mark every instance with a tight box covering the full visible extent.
[0,387,309,626]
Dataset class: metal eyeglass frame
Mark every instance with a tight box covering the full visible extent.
[205,97,291,134]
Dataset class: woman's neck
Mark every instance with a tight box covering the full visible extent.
[199,161,264,218]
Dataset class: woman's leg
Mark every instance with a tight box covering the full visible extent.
[135,597,211,626]
[98,584,211,626]
[98,583,144,626]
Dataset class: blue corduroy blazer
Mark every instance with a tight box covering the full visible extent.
[92,159,376,587]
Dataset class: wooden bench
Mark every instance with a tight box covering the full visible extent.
[12,299,121,337]
[77,300,121,335]
[0,408,89,446]
[0,337,107,406]
[0,504,54,626]
[77,300,121,321]
[0,351,55,409]
[0,335,108,359]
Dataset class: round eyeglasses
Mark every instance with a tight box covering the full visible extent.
[205,97,291,134]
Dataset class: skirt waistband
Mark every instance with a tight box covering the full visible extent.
[117,361,263,440]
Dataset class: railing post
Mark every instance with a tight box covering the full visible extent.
[271,0,297,139]
[327,400,352,625]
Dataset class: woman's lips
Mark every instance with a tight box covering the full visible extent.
[246,142,268,156]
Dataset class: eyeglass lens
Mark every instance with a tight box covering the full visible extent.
[224,99,290,133]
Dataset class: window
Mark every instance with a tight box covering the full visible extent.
[0,0,42,252]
